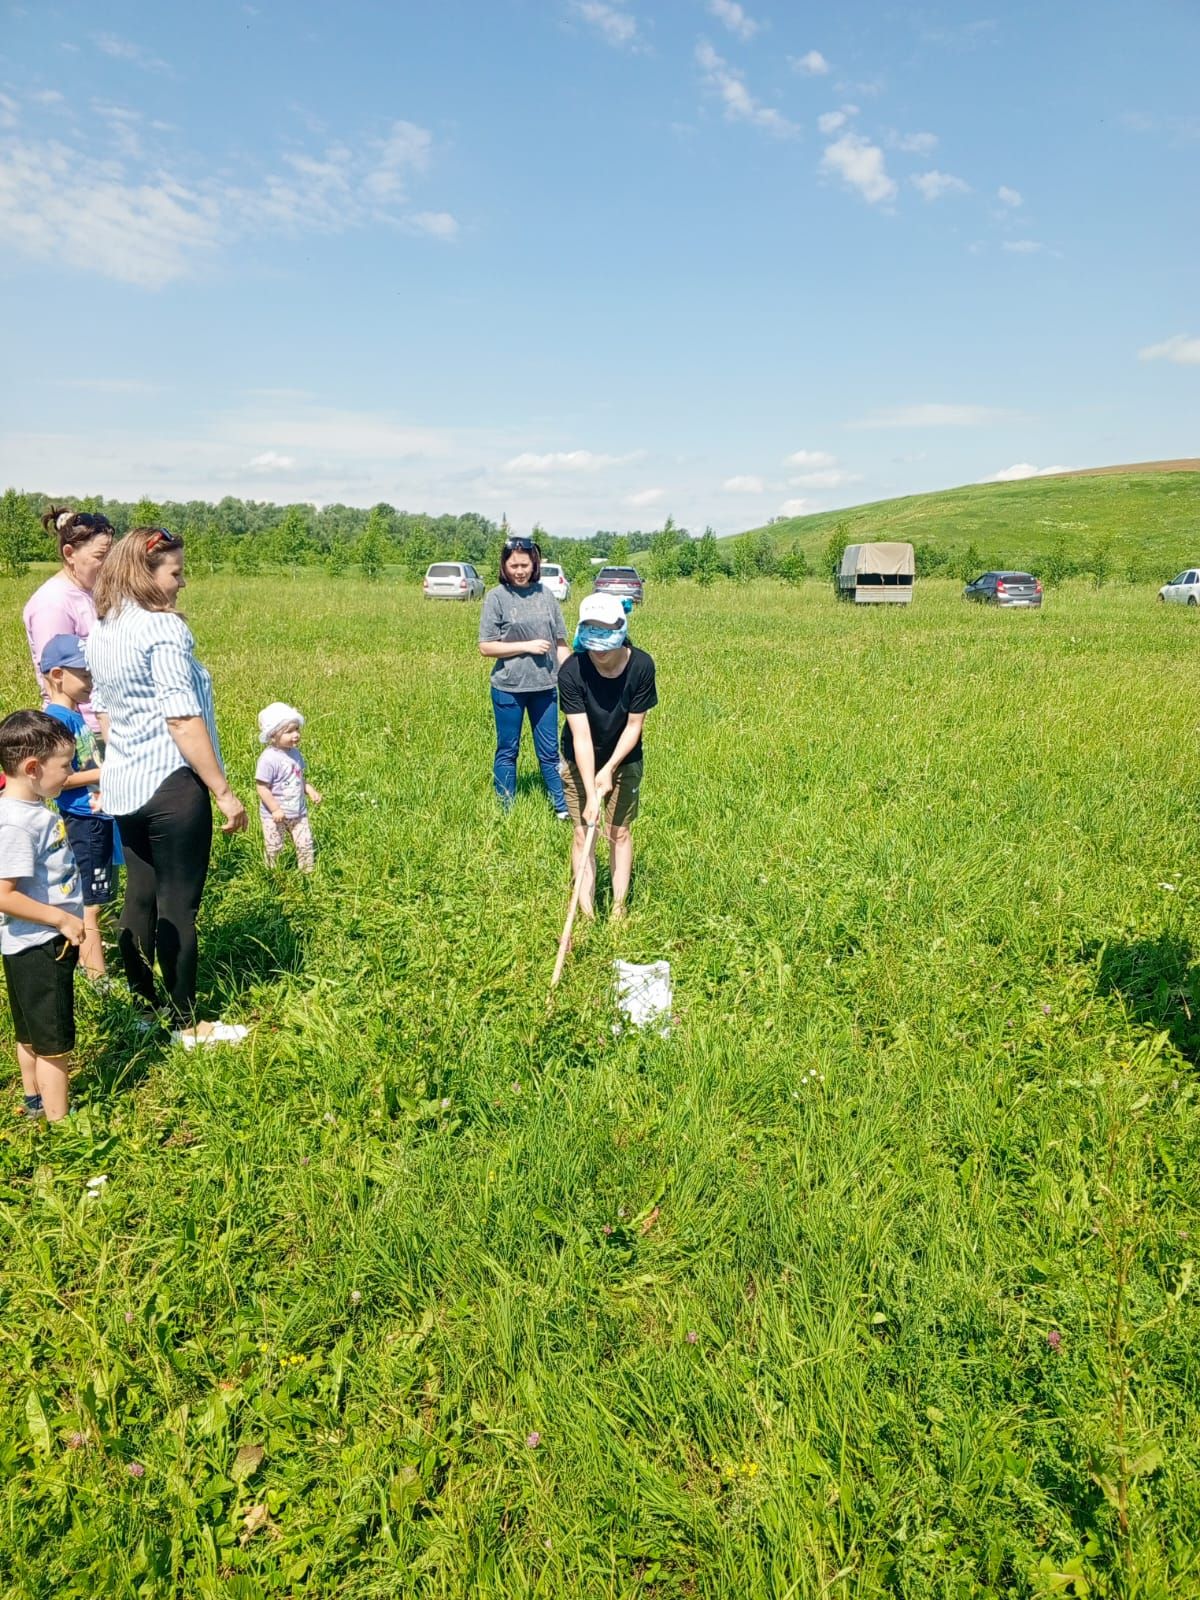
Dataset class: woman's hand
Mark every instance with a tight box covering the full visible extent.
[215,790,248,834]
[524,637,552,656]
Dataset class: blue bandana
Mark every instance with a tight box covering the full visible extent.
[574,621,628,653]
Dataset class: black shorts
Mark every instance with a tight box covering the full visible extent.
[3,937,79,1057]
[64,814,116,906]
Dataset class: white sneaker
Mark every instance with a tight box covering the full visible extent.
[170,1021,250,1049]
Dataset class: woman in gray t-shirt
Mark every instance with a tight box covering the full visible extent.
[478,536,571,816]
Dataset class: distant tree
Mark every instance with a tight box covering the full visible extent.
[609,533,631,566]
[1123,555,1144,585]
[648,516,681,584]
[358,507,388,580]
[695,526,719,587]
[731,533,755,584]
[0,487,38,575]
[776,542,810,585]
[326,537,351,577]
[1041,536,1072,587]
[957,542,982,584]
[131,497,164,529]
[1088,539,1113,589]
[231,535,260,576]
[824,520,851,587]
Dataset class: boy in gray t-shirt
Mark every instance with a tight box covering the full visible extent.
[0,711,85,1122]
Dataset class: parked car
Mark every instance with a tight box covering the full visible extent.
[423,561,484,601]
[593,565,644,605]
[1158,568,1200,605]
[540,562,571,602]
[963,571,1043,607]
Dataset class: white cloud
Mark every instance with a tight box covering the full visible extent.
[785,449,836,467]
[503,449,640,474]
[407,210,459,240]
[1002,239,1042,253]
[778,498,811,516]
[817,104,857,135]
[911,168,970,201]
[248,451,298,471]
[0,115,455,286]
[820,132,896,204]
[793,50,829,75]
[722,474,766,493]
[708,0,759,40]
[572,1,638,48]
[789,468,861,488]
[1138,334,1200,366]
[997,184,1022,206]
[895,130,938,154]
[696,40,799,135]
[0,93,19,129]
[984,463,1069,482]
[29,90,65,107]
[848,403,1015,429]
[93,32,171,73]
[626,487,664,507]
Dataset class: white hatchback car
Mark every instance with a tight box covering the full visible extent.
[423,561,484,601]
[540,562,571,602]
[1158,568,1200,606]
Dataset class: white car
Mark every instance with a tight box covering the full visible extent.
[1158,569,1200,606]
[540,562,572,602]
[423,561,484,600]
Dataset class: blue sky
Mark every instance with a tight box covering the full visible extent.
[1,0,1196,536]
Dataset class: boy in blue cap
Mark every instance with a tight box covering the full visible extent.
[40,634,115,979]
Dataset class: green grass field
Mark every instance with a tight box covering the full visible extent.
[739,469,1200,575]
[1,572,1199,1598]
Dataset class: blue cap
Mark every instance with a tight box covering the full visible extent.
[39,634,89,675]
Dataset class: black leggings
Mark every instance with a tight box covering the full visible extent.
[115,767,212,1024]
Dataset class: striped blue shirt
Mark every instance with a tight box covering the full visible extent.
[86,605,223,817]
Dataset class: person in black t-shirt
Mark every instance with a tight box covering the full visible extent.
[557,593,657,920]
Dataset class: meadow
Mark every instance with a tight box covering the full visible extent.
[0,570,1198,1599]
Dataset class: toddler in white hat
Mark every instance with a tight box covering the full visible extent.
[255,702,323,872]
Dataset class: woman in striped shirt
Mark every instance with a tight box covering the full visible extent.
[87,528,250,1048]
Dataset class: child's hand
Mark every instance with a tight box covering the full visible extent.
[56,912,85,947]
[88,789,102,815]
[310,790,323,807]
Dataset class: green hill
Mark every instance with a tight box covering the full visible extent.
[734,465,1200,576]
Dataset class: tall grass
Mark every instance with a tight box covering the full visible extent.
[0,575,1197,1597]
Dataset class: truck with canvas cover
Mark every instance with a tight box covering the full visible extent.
[837,541,915,604]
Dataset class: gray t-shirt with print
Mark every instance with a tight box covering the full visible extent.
[0,797,83,955]
[479,583,568,694]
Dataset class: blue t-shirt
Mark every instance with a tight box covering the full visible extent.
[44,704,101,819]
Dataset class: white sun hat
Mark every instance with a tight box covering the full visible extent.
[577,593,626,627]
[257,702,305,743]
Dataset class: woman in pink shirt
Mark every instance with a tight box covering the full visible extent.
[23,506,115,733]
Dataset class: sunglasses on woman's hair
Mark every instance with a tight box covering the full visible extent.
[145,528,184,554]
[503,537,539,553]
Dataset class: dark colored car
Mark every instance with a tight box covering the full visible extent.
[593,565,644,605]
[963,571,1043,607]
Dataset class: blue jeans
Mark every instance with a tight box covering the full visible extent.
[491,686,567,812]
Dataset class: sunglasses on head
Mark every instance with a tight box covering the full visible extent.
[145,528,184,554]
[503,537,539,553]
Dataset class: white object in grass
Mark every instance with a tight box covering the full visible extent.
[613,960,672,1036]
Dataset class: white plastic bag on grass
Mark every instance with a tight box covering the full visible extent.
[613,960,672,1036]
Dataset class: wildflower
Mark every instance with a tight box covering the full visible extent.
[67,1432,86,1450]
[124,1311,134,1325]
[510,1081,521,1094]
[1042,1004,1052,1015]
[1047,1329,1062,1352]
[686,1330,698,1344]
[300,1156,311,1167]
[258,1342,270,1354]
[350,1289,362,1305]
[127,1461,145,1479]
[602,1223,614,1236]
[617,1206,627,1219]
[440,1097,451,1110]
[526,1431,541,1448]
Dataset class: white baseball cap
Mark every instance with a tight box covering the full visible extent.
[577,593,626,627]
